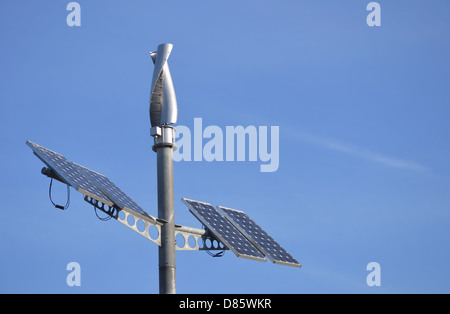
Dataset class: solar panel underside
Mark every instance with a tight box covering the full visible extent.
[26,141,156,222]
[217,206,301,268]
[181,198,266,262]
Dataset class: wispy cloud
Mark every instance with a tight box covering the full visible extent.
[293,132,426,171]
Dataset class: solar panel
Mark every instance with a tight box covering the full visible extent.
[26,141,157,222]
[217,205,301,268]
[181,198,266,262]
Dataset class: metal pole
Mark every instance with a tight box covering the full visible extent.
[149,43,178,294]
[153,126,176,294]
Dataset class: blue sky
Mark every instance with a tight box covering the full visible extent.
[1,0,449,293]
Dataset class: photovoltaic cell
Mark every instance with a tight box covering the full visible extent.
[217,206,301,268]
[181,198,266,262]
[26,141,156,222]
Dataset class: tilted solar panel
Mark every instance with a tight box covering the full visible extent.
[26,141,156,222]
[181,198,266,262]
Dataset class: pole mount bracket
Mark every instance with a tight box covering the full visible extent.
[151,125,177,152]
